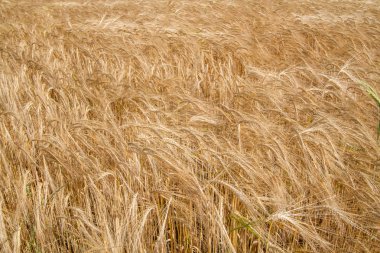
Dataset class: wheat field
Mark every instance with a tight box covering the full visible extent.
[0,0,380,252]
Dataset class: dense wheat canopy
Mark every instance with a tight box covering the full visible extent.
[0,0,380,252]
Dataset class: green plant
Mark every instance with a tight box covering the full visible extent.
[230,214,261,239]
[357,81,380,139]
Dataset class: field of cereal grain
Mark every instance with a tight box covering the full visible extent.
[0,0,380,252]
